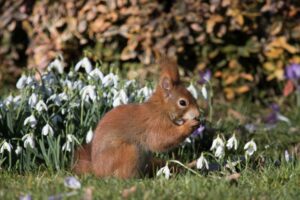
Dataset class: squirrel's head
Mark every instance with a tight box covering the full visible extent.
[156,57,200,125]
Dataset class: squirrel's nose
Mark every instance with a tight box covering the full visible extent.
[183,107,200,120]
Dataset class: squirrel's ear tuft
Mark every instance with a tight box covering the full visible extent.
[158,56,180,86]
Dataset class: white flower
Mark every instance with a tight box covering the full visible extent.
[102,73,118,87]
[0,141,13,153]
[284,150,290,162]
[156,164,171,179]
[86,128,93,143]
[58,92,68,101]
[35,100,48,113]
[138,86,153,99]
[64,176,81,189]
[4,95,13,106]
[22,134,35,149]
[113,89,128,107]
[24,115,37,128]
[42,123,54,136]
[244,139,257,157]
[80,85,97,103]
[62,134,74,152]
[88,68,104,81]
[48,58,64,74]
[210,135,225,158]
[215,146,225,158]
[75,57,92,73]
[187,83,198,99]
[47,94,62,106]
[201,85,208,99]
[16,75,27,89]
[28,93,38,108]
[196,153,209,170]
[226,134,238,150]
[15,146,22,155]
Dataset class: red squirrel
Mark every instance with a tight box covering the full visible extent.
[73,57,200,178]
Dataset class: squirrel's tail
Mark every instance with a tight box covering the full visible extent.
[72,144,92,174]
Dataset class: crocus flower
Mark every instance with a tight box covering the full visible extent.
[86,128,93,143]
[22,134,35,149]
[80,85,97,103]
[264,103,291,125]
[19,194,32,200]
[64,176,81,189]
[226,134,238,150]
[0,141,13,153]
[16,75,27,89]
[191,124,205,138]
[187,83,198,99]
[75,57,92,73]
[35,100,48,113]
[210,135,225,158]
[196,153,209,170]
[42,123,54,136]
[285,63,300,80]
[198,69,211,84]
[48,58,64,74]
[24,115,37,128]
[244,139,257,157]
[156,164,171,179]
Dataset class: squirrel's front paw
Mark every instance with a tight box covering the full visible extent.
[180,119,199,135]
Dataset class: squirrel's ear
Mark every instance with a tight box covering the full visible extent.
[160,76,173,91]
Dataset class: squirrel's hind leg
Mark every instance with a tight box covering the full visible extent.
[92,142,140,179]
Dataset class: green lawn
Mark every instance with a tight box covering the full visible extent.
[1,162,300,199]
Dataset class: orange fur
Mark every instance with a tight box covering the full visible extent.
[73,58,200,178]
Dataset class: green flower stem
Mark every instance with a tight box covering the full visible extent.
[169,159,202,178]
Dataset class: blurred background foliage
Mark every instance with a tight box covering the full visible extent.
[1,0,300,101]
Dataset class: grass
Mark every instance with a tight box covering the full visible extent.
[0,162,300,199]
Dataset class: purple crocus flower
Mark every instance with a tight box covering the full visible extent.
[198,70,211,84]
[264,103,290,125]
[285,63,300,80]
[191,124,205,138]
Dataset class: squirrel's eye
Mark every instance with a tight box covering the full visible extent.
[178,99,187,107]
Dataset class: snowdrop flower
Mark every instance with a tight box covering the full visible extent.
[113,89,128,107]
[88,68,104,81]
[4,95,13,106]
[196,153,209,170]
[62,134,74,152]
[210,135,225,158]
[156,164,171,179]
[0,141,13,153]
[201,85,208,99]
[48,58,64,74]
[138,86,153,99]
[72,80,84,90]
[13,95,21,104]
[16,74,27,89]
[226,134,238,150]
[80,85,97,103]
[15,145,22,155]
[42,123,54,136]
[187,83,198,99]
[35,100,48,113]
[244,139,257,157]
[284,150,291,162]
[42,73,57,85]
[75,57,92,73]
[24,115,37,128]
[22,134,35,149]
[28,93,38,108]
[102,73,118,87]
[86,128,93,143]
[58,92,68,101]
